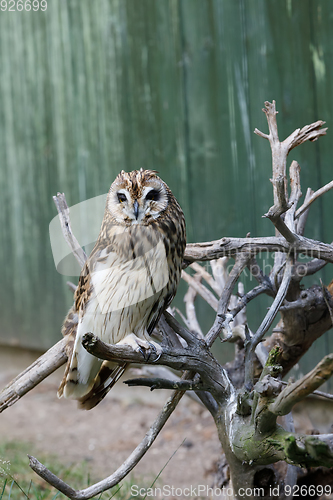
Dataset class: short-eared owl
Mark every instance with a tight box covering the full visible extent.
[58,169,186,409]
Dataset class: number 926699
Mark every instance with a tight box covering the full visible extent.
[1,0,47,11]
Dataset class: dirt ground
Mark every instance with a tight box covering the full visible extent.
[1,346,333,499]
[0,346,222,498]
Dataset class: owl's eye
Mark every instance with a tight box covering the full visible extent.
[146,189,160,201]
[117,192,127,203]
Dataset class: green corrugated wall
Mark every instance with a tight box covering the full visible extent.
[0,0,332,378]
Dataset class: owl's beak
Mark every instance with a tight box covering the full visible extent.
[133,199,139,220]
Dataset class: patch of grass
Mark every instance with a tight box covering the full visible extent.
[0,441,147,500]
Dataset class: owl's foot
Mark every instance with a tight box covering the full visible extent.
[147,341,163,362]
[117,334,162,362]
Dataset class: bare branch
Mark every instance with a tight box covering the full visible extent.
[286,160,302,231]
[297,187,313,235]
[245,257,293,388]
[283,120,327,151]
[229,284,271,319]
[81,332,232,397]
[183,278,204,338]
[263,161,302,251]
[293,257,327,279]
[190,262,222,296]
[0,339,67,413]
[255,101,288,212]
[279,379,333,402]
[296,179,333,219]
[205,255,249,347]
[184,235,333,264]
[66,281,77,293]
[210,257,229,294]
[247,257,273,291]
[181,270,218,311]
[254,100,279,143]
[29,389,185,500]
[270,354,333,416]
[124,377,209,391]
[263,210,298,245]
[163,310,199,347]
[130,365,218,415]
[53,192,87,268]
[254,102,326,284]
[158,313,185,349]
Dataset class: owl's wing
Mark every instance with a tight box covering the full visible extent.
[145,230,183,336]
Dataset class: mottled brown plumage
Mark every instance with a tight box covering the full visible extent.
[58,169,186,409]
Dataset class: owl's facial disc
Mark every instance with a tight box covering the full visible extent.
[142,185,168,220]
[113,188,141,223]
[108,173,169,225]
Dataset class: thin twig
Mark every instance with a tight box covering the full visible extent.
[205,255,249,348]
[247,257,274,291]
[53,192,87,268]
[296,179,333,219]
[190,262,222,296]
[124,377,209,392]
[66,281,77,293]
[245,257,293,389]
[181,270,218,311]
[297,187,313,235]
[229,284,271,319]
[183,278,204,338]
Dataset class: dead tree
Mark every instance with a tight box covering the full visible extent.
[1,101,333,500]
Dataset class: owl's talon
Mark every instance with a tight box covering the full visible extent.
[148,342,162,362]
[153,351,162,362]
[139,347,147,360]
[116,334,162,362]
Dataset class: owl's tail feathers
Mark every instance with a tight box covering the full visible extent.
[78,361,128,410]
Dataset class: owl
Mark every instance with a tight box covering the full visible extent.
[58,169,186,409]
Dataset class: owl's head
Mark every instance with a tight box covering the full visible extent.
[107,169,169,225]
